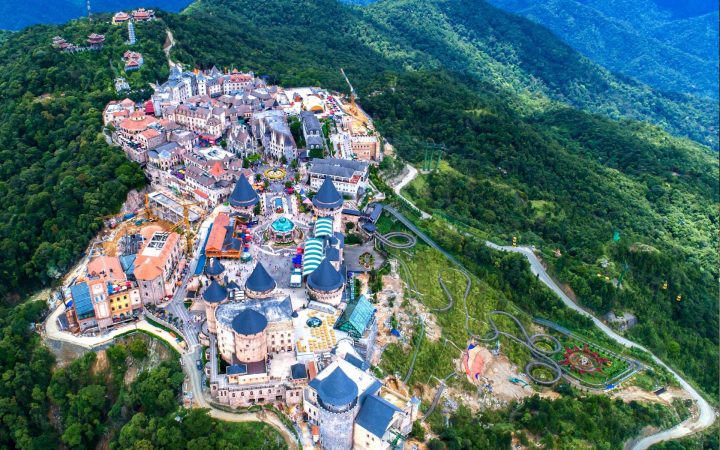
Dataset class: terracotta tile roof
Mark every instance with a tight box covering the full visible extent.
[139,128,160,139]
[134,230,180,281]
[87,256,125,281]
[206,214,229,252]
[209,161,225,177]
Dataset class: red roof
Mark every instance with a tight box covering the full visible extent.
[144,100,155,115]
[209,161,225,177]
[205,214,229,252]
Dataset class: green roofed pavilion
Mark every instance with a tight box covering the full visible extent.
[334,295,375,338]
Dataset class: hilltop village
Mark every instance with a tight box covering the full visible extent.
[50,64,417,449]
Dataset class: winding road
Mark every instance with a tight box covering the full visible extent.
[382,204,715,448]
[484,243,716,449]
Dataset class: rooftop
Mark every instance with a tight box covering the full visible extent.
[245,261,276,293]
[215,296,293,328]
[307,258,344,292]
[231,309,268,335]
[229,174,260,208]
[312,178,343,210]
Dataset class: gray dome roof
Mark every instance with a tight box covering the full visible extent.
[312,178,343,210]
[246,262,276,293]
[307,258,344,292]
[204,258,225,276]
[203,279,228,303]
[229,174,259,208]
[231,309,268,335]
[317,367,358,409]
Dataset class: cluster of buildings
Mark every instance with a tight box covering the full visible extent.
[188,174,414,449]
[51,33,105,52]
[123,50,144,71]
[64,225,185,332]
[112,8,156,25]
[93,62,408,448]
[103,66,377,210]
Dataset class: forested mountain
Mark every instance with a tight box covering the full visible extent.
[0,16,155,300]
[0,0,716,436]
[486,0,719,100]
[168,0,718,396]
[0,0,192,30]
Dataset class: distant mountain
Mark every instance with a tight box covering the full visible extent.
[486,0,719,99]
[0,0,192,30]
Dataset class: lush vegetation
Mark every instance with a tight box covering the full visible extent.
[487,0,719,100]
[366,72,718,396]
[429,394,677,449]
[0,301,284,449]
[0,17,164,301]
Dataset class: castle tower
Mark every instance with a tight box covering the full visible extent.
[316,367,359,450]
[231,309,268,363]
[229,174,260,215]
[307,258,344,306]
[203,279,228,334]
[204,257,225,278]
[245,261,276,299]
[312,178,343,231]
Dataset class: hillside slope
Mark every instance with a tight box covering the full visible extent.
[165,0,718,396]
[0,17,159,299]
[486,0,719,100]
[359,0,717,149]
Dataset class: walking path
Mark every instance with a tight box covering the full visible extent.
[381,204,715,449]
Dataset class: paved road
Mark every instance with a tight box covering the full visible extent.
[391,164,431,219]
[485,243,716,449]
[181,348,299,450]
[165,213,215,349]
[44,307,298,449]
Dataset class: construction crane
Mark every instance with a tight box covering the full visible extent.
[144,193,155,221]
[170,201,200,254]
[340,68,368,126]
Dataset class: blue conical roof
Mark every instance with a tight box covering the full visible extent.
[317,367,358,408]
[231,309,268,335]
[203,279,228,303]
[229,174,259,208]
[204,258,225,276]
[245,261,276,293]
[312,178,343,210]
[307,258,344,292]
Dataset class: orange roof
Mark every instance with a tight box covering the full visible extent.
[209,161,225,177]
[87,256,125,281]
[119,113,157,132]
[205,214,229,252]
[139,225,163,240]
[194,189,209,199]
[307,361,317,380]
[134,230,180,281]
[113,110,129,117]
[139,128,160,139]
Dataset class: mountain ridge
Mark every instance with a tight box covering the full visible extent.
[486,0,719,100]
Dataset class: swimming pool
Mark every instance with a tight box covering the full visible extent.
[274,197,283,212]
